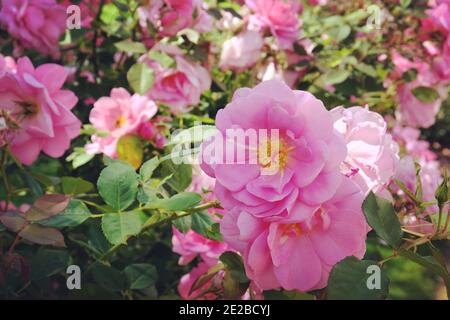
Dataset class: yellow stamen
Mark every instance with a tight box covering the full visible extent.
[116,116,127,128]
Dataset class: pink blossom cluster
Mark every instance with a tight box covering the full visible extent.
[139,44,211,114]
[392,124,444,232]
[0,54,80,165]
[389,0,450,128]
[197,80,400,292]
[138,0,213,38]
[0,0,67,58]
[217,0,310,86]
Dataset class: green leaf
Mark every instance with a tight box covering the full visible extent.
[362,192,403,248]
[101,211,144,245]
[400,0,412,8]
[398,249,450,294]
[173,215,192,233]
[149,192,202,211]
[29,248,70,281]
[166,125,218,146]
[115,39,147,54]
[326,24,351,42]
[148,50,176,68]
[355,63,377,77]
[92,263,127,292]
[191,211,215,238]
[140,157,160,183]
[61,177,94,195]
[97,162,138,211]
[327,257,389,300]
[220,252,250,299]
[67,147,95,169]
[137,186,160,205]
[127,63,154,95]
[402,69,417,82]
[87,224,111,254]
[412,86,440,104]
[159,160,192,192]
[125,263,158,290]
[320,69,350,86]
[37,200,91,228]
[206,223,223,241]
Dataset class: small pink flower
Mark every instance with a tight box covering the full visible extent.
[0,56,80,165]
[140,44,211,114]
[396,81,447,128]
[0,0,66,58]
[172,227,228,267]
[246,0,302,49]
[200,80,347,218]
[86,88,157,157]
[390,51,447,128]
[392,125,437,161]
[219,30,264,72]
[138,0,212,37]
[331,106,399,196]
[221,177,368,292]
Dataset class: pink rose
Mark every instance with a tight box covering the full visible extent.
[172,227,227,267]
[331,106,399,196]
[221,177,368,292]
[0,0,66,58]
[219,30,264,72]
[0,56,80,165]
[138,0,212,37]
[396,81,447,128]
[246,0,302,49]
[200,80,347,218]
[140,44,211,114]
[392,125,437,161]
[86,88,157,157]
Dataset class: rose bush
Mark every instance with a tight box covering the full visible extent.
[0,0,449,301]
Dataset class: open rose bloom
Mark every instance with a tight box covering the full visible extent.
[0,55,80,165]
[86,88,158,158]
[200,80,370,292]
[0,0,66,58]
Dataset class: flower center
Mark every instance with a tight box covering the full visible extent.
[280,223,302,244]
[16,100,39,116]
[116,116,127,128]
[258,136,292,174]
